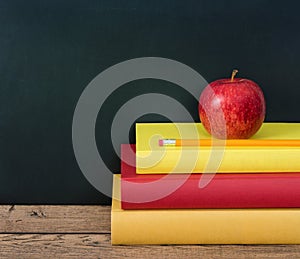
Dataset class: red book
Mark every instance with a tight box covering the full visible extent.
[121,144,300,209]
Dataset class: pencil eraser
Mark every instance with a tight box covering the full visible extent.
[158,139,163,146]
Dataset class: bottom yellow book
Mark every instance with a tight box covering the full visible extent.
[111,174,300,245]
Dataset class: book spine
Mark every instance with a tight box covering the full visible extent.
[136,148,300,173]
[121,174,300,209]
[112,206,300,245]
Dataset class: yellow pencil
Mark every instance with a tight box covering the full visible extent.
[158,139,300,147]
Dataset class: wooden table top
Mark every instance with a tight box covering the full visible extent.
[1,205,300,258]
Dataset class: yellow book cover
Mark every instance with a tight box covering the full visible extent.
[111,175,300,245]
[136,123,300,174]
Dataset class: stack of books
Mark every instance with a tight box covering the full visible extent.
[111,123,300,245]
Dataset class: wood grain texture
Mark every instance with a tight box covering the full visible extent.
[1,234,300,259]
[0,205,110,233]
[1,205,300,258]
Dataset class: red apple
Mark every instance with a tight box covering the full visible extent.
[199,70,266,139]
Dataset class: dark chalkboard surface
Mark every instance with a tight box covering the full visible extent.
[0,0,299,204]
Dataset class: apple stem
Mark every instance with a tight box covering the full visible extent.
[230,69,238,82]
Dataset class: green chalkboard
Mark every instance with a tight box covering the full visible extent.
[0,0,299,204]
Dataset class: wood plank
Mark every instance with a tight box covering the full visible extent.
[1,205,300,258]
[0,205,110,233]
[1,234,300,259]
